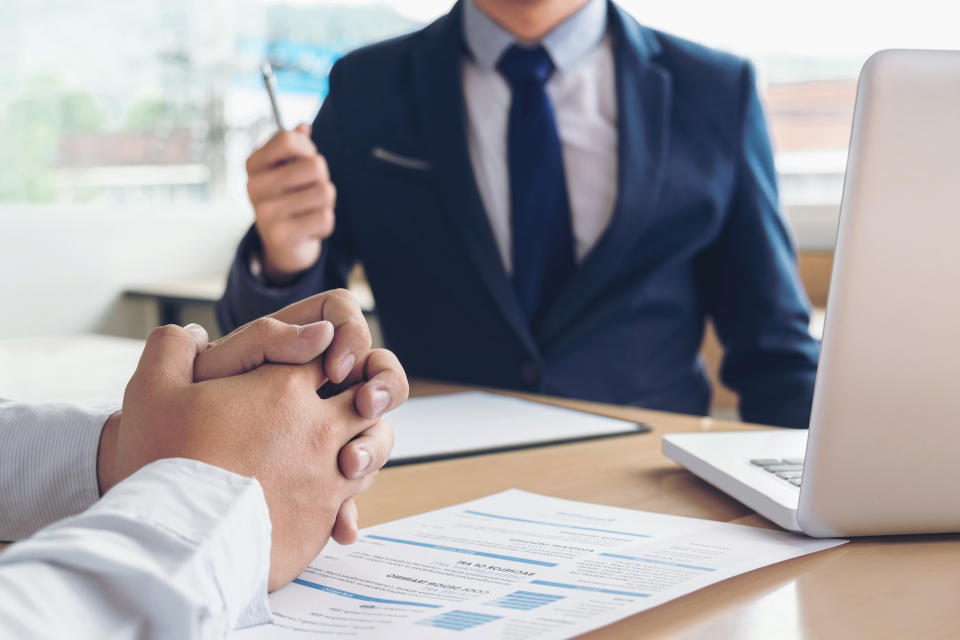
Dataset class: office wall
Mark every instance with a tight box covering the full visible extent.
[0,205,251,339]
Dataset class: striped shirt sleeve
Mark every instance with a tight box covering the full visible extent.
[0,398,116,541]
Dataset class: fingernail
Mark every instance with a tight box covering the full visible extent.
[354,448,371,478]
[298,321,331,340]
[336,354,356,382]
[370,388,390,417]
[183,323,205,337]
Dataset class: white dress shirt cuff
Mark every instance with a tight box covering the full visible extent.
[98,458,273,628]
[1,458,273,633]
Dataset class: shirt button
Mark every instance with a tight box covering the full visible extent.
[521,361,540,384]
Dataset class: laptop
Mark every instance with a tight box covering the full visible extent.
[663,49,960,537]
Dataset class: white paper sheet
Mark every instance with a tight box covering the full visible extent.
[386,392,645,463]
[233,490,845,639]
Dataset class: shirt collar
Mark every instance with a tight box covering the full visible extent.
[462,0,608,73]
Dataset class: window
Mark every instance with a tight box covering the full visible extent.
[620,0,959,246]
[2,0,956,228]
[0,0,434,207]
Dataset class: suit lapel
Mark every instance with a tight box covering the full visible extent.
[411,2,537,353]
[538,4,673,347]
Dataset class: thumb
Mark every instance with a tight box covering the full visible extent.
[133,324,207,388]
[294,122,312,137]
[194,317,334,381]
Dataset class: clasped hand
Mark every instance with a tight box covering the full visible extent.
[97,290,407,590]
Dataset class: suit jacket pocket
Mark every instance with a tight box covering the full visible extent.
[368,146,434,181]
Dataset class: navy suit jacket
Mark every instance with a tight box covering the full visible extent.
[218,1,821,428]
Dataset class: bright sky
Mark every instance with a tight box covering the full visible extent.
[297,0,960,57]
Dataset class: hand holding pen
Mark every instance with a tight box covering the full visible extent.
[247,61,338,284]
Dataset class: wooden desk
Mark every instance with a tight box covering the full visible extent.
[356,381,960,639]
[3,380,957,638]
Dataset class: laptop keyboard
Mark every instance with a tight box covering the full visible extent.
[750,458,804,487]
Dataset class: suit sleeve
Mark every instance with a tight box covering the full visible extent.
[217,60,360,333]
[697,61,821,429]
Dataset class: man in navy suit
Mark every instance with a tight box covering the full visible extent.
[218,0,821,428]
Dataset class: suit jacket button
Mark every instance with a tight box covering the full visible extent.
[522,361,540,385]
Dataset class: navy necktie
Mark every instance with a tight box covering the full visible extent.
[497,45,575,328]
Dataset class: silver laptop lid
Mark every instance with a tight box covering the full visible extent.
[798,50,960,536]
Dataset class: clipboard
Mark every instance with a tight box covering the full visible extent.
[386,391,650,465]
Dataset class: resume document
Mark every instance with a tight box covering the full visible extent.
[234,490,844,639]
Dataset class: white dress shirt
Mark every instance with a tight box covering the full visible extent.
[0,400,273,637]
[462,0,618,273]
